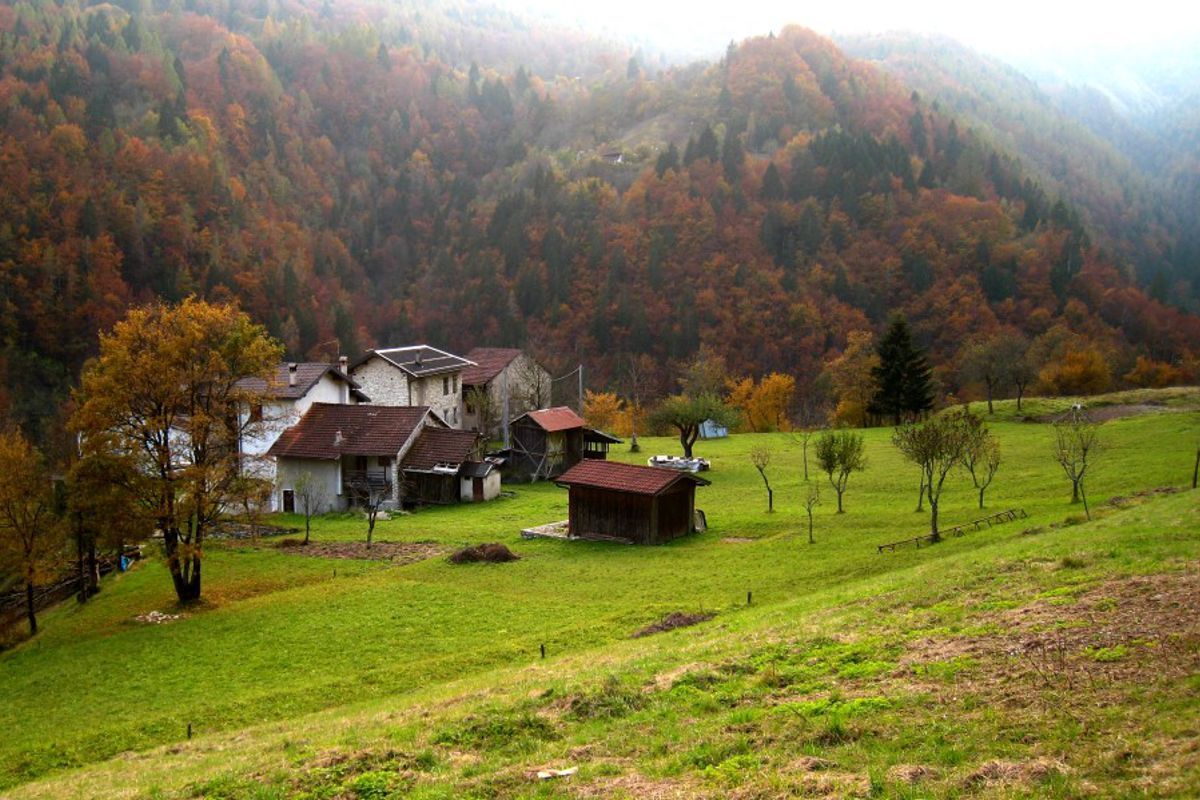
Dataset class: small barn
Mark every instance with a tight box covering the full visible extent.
[508,407,622,480]
[400,427,499,505]
[554,460,709,545]
[698,418,729,440]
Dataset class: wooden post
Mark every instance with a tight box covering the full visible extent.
[540,643,546,659]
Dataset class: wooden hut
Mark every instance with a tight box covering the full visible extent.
[401,427,498,505]
[508,407,622,480]
[554,461,709,545]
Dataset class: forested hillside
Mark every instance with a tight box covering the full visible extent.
[839,32,1200,306]
[1,0,1197,443]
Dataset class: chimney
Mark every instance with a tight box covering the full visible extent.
[338,355,348,374]
[288,362,298,387]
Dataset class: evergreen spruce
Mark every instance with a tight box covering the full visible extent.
[869,317,934,424]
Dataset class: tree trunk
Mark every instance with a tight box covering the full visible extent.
[836,488,844,513]
[802,440,809,481]
[978,485,986,509]
[1193,448,1199,489]
[929,498,940,543]
[1071,479,1080,504]
[986,383,994,415]
[807,511,814,544]
[304,515,311,545]
[680,426,696,458]
[767,487,773,513]
[182,556,202,603]
[164,527,192,603]
[25,580,37,635]
[915,477,925,512]
[76,530,87,604]
[1016,385,1024,411]
[1080,482,1090,521]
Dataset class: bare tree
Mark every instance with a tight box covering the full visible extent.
[959,335,1006,415]
[464,385,497,441]
[622,353,656,454]
[360,483,389,548]
[961,416,1002,509]
[1005,334,1037,412]
[750,446,773,512]
[511,355,553,414]
[1192,438,1198,490]
[1054,407,1099,519]
[892,410,975,541]
[790,394,827,481]
[802,483,820,544]
[294,471,328,546]
[814,430,867,513]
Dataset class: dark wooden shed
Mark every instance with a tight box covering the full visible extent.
[509,407,622,480]
[555,461,709,545]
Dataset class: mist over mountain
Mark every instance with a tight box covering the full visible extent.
[1,0,1197,445]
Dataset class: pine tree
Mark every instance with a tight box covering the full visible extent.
[869,317,934,424]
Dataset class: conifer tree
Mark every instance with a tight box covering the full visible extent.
[869,317,934,424]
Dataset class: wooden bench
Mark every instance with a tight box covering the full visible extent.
[877,508,1028,553]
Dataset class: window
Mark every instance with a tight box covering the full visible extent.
[443,376,449,395]
[378,456,392,466]
[452,375,458,393]
[248,403,263,423]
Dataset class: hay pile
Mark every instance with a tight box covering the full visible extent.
[448,543,521,564]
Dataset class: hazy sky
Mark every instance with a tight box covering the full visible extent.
[506,0,1200,63]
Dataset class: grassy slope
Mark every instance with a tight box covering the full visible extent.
[2,391,1198,797]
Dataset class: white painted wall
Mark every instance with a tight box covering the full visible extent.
[241,373,354,511]
[460,470,501,502]
[276,458,343,513]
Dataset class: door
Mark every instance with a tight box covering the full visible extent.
[473,477,484,502]
[282,490,295,513]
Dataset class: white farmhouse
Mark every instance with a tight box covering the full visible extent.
[236,360,368,509]
[349,345,473,428]
[268,403,442,513]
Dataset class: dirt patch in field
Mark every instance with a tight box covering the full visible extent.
[903,571,1200,694]
[276,539,445,564]
[632,611,716,638]
[572,772,704,799]
[963,757,1069,788]
[720,537,756,544]
[1104,485,1183,508]
[888,763,937,784]
[1035,403,1171,423]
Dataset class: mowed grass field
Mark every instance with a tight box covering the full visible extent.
[2,390,1198,798]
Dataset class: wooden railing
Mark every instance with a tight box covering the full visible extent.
[876,508,1028,553]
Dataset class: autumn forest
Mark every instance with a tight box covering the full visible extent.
[2,0,1199,445]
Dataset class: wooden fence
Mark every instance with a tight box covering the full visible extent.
[876,508,1028,553]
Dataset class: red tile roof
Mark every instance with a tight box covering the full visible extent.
[462,347,524,386]
[519,406,586,433]
[268,403,430,460]
[556,460,710,496]
[402,428,482,472]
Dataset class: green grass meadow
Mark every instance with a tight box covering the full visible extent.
[2,391,1198,798]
